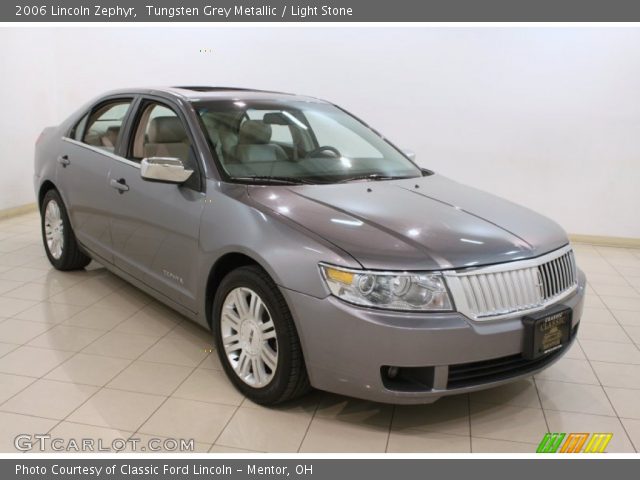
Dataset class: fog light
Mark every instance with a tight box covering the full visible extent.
[387,366,399,379]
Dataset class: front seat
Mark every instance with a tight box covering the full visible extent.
[144,116,190,162]
[235,120,288,163]
[201,115,238,164]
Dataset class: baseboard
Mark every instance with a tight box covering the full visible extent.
[0,202,38,220]
[569,233,640,248]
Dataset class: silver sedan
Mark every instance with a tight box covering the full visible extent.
[34,86,585,404]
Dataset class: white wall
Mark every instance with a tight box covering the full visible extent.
[1,27,639,238]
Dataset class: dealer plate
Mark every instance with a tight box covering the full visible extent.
[522,305,572,360]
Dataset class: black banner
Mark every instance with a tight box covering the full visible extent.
[4,0,640,22]
[4,459,640,480]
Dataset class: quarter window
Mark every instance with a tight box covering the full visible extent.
[70,113,88,141]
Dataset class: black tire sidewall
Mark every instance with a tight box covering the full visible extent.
[212,266,297,404]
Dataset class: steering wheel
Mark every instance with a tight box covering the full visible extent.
[305,146,341,158]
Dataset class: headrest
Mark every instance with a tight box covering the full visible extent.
[239,120,272,145]
[148,116,187,143]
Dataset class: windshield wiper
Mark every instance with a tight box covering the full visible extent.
[336,174,413,183]
[231,175,316,185]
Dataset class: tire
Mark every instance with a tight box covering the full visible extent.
[212,265,310,405]
[40,189,91,271]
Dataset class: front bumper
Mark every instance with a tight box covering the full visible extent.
[282,269,586,404]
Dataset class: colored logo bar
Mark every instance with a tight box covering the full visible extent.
[537,433,612,453]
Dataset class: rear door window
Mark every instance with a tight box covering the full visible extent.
[82,100,132,152]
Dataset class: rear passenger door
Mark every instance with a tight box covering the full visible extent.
[58,98,134,263]
[108,98,205,311]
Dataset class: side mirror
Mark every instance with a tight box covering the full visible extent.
[140,157,193,184]
[403,149,416,161]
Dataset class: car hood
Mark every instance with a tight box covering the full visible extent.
[247,174,569,271]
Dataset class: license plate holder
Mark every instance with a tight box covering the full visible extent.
[522,305,572,360]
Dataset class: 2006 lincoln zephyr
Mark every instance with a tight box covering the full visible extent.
[34,86,585,404]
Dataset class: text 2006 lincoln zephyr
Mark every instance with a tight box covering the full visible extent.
[34,86,585,404]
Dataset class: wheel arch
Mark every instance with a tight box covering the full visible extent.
[204,251,268,329]
[37,180,58,211]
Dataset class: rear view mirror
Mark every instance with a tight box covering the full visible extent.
[263,112,290,125]
[140,157,193,184]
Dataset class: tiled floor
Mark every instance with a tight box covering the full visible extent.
[1,211,640,453]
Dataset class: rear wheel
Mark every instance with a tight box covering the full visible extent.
[212,265,310,405]
[40,189,91,271]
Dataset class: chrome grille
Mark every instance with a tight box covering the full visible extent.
[445,246,578,321]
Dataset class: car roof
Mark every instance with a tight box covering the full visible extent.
[102,86,327,104]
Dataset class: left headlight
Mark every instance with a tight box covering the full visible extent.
[319,264,453,311]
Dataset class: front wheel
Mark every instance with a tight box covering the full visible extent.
[212,265,310,405]
[40,189,91,271]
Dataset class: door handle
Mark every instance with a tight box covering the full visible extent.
[57,155,70,167]
[110,178,129,193]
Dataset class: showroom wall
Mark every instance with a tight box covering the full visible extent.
[1,27,639,238]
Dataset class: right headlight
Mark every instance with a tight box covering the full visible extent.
[319,263,453,311]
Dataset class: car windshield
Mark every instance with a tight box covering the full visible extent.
[194,99,422,184]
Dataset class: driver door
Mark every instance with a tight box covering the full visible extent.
[108,98,205,312]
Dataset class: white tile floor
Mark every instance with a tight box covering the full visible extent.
[1,211,640,453]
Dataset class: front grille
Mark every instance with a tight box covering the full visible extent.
[538,250,577,300]
[445,246,578,320]
[447,325,577,389]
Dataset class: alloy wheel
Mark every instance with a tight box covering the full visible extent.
[44,199,64,259]
[220,287,278,387]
